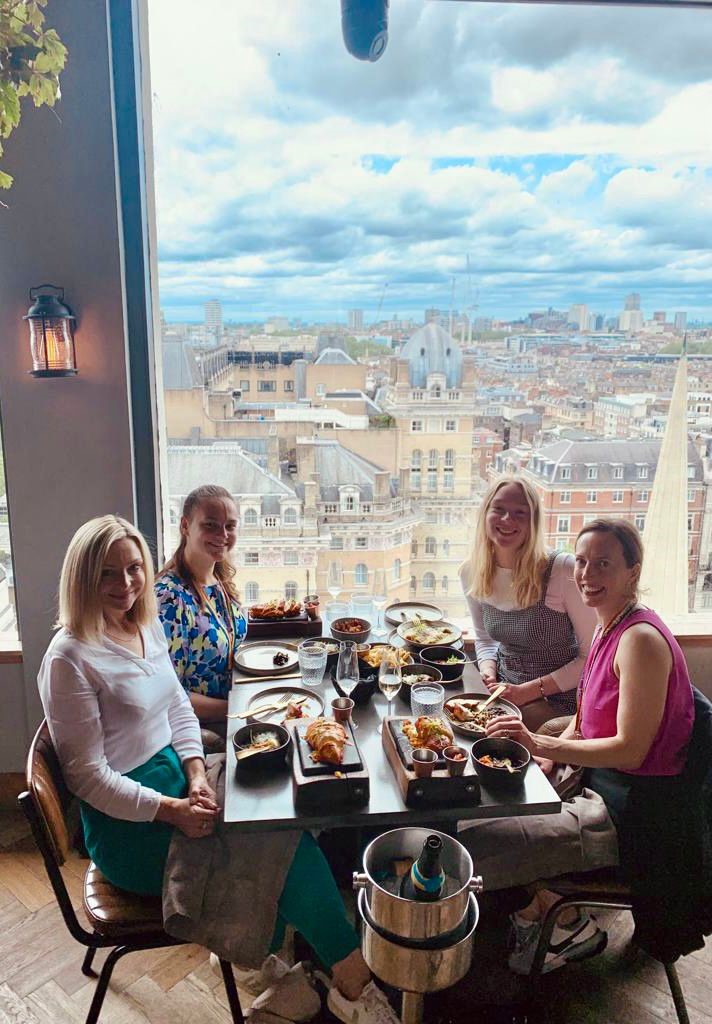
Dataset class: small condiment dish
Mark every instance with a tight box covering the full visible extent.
[443,745,468,777]
[411,747,438,778]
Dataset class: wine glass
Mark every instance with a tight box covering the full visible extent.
[371,568,387,638]
[378,647,402,734]
[327,560,344,601]
[336,640,360,730]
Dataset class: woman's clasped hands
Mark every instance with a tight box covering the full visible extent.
[158,772,219,839]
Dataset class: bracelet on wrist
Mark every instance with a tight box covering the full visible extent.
[539,677,546,699]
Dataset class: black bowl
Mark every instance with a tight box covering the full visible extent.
[420,646,468,681]
[397,663,444,705]
[331,617,372,644]
[470,737,530,789]
[299,637,341,671]
[232,722,291,771]
[331,662,379,706]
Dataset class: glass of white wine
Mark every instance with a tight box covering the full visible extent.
[377,646,402,734]
[327,560,344,601]
[371,567,387,638]
[336,640,360,730]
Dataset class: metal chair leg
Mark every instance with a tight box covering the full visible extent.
[217,958,245,1024]
[529,894,574,976]
[664,962,690,1024]
[84,945,132,1024]
[81,945,98,978]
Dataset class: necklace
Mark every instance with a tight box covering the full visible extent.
[574,601,639,738]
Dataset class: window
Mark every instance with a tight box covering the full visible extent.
[560,491,571,504]
[583,515,597,525]
[560,466,571,481]
[264,515,278,528]
[330,536,343,549]
[688,489,695,503]
[637,491,649,503]
[444,449,455,468]
[316,383,325,396]
[586,491,597,503]
[392,558,401,581]
[354,563,368,586]
[410,575,417,592]
[284,580,298,600]
[688,465,696,480]
[422,572,436,591]
[441,576,449,591]
[283,507,298,525]
[240,379,250,392]
[245,581,259,603]
[612,465,624,480]
[635,515,646,531]
[243,508,258,526]
[428,449,438,469]
[410,470,421,489]
[427,470,437,492]
[443,540,450,557]
[411,539,418,557]
[613,490,624,503]
[258,380,276,392]
[637,465,649,479]
[586,466,597,480]
[355,536,367,548]
[344,495,356,511]
[425,536,436,555]
[688,514,694,531]
[284,380,294,392]
[411,420,423,432]
[557,516,570,534]
[443,468,454,490]
[411,449,422,469]
[445,420,456,432]
[284,549,298,565]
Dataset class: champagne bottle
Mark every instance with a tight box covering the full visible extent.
[399,835,446,901]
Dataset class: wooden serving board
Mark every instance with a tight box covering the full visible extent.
[288,721,369,811]
[246,614,323,639]
[382,716,480,809]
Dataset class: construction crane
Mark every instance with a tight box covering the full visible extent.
[374,282,389,326]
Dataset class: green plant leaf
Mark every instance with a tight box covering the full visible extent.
[0,168,13,189]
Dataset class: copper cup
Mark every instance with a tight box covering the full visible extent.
[331,696,354,724]
[443,745,468,777]
[411,748,437,778]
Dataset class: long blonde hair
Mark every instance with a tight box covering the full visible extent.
[58,515,157,642]
[160,485,239,608]
[462,476,548,607]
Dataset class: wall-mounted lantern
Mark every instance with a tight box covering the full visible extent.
[23,285,77,378]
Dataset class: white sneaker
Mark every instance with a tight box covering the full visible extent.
[248,962,321,1022]
[507,911,607,975]
[327,980,401,1024]
[209,953,291,996]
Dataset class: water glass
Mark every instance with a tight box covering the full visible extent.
[324,601,349,630]
[410,681,445,719]
[351,595,373,619]
[298,641,328,687]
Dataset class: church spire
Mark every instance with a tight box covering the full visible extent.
[639,345,689,615]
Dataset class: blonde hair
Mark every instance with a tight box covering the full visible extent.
[462,476,548,607]
[58,515,157,642]
[160,485,239,608]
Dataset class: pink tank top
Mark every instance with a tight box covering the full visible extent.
[579,607,693,776]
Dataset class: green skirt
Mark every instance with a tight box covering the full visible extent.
[80,745,186,896]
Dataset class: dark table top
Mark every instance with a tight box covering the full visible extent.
[225,659,561,830]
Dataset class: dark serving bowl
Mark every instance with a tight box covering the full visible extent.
[299,636,341,670]
[331,617,372,644]
[397,663,443,705]
[331,662,379,706]
[470,737,530,790]
[232,722,291,771]
[419,646,468,681]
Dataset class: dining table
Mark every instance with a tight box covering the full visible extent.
[225,654,561,830]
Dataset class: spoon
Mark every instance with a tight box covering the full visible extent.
[478,683,506,711]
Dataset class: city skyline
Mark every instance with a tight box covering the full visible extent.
[149,0,712,324]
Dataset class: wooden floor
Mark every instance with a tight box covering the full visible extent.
[0,807,710,1024]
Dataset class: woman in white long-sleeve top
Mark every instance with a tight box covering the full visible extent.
[460,476,597,730]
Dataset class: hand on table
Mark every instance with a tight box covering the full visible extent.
[534,756,555,775]
[485,714,536,754]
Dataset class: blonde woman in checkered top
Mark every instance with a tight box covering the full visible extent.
[461,476,597,730]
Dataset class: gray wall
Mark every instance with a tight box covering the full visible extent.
[0,0,136,769]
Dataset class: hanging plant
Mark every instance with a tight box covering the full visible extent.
[0,0,67,194]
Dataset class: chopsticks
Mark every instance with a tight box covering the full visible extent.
[479,683,506,710]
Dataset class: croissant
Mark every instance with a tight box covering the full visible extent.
[305,717,348,765]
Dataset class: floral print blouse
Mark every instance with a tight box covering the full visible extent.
[155,572,248,701]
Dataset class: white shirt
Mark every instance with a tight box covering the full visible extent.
[460,553,597,693]
[37,618,204,822]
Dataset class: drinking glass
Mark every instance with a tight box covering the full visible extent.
[410,681,445,719]
[297,641,328,687]
[377,646,402,734]
[327,560,344,601]
[371,568,387,638]
[336,640,360,729]
[325,601,349,631]
[351,594,373,619]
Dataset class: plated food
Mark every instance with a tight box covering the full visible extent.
[401,715,454,754]
[384,601,444,627]
[234,641,299,676]
[361,645,413,669]
[443,694,522,737]
[305,717,350,765]
[232,722,291,769]
[249,599,303,620]
[331,617,371,643]
[470,736,531,787]
[243,685,324,724]
[397,616,462,650]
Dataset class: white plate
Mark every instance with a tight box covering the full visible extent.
[384,601,444,627]
[245,686,325,725]
[234,641,299,676]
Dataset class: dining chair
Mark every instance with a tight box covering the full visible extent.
[528,868,689,1024]
[19,720,245,1024]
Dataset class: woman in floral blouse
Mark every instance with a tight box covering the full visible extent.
[156,485,247,746]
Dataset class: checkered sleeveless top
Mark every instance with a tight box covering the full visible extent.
[480,553,579,714]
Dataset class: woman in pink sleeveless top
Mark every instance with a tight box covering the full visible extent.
[458,518,697,975]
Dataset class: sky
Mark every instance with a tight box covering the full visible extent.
[148,0,712,325]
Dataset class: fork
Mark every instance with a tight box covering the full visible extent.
[229,693,306,720]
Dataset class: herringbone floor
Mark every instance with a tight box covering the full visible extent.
[0,807,710,1024]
